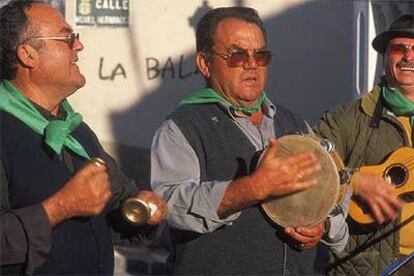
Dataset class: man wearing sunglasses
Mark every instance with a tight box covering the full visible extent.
[0,1,167,275]
[151,6,348,275]
[315,14,414,275]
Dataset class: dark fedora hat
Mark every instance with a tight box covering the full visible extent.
[372,14,414,53]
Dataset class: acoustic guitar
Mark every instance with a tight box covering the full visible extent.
[348,147,414,224]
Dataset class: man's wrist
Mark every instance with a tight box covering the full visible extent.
[247,172,267,201]
[339,167,358,184]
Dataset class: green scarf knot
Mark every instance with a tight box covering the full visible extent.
[382,86,414,127]
[179,88,267,114]
[0,80,90,159]
[44,112,84,155]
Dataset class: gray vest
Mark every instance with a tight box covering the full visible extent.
[169,103,327,275]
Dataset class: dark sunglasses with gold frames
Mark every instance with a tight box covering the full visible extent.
[24,32,80,49]
[210,48,272,67]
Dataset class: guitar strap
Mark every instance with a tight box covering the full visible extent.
[350,92,385,169]
[369,91,384,129]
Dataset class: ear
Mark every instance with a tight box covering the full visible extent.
[16,44,37,68]
[196,52,211,79]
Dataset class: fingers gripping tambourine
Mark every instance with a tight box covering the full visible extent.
[260,135,347,228]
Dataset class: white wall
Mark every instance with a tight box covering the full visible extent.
[58,0,361,184]
[64,0,359,153]
[0,0,384,184]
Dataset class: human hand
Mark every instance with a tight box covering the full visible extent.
[353,172,405,224]
[135,190,168,225]
[252,138,322,200]
[42,158,112,226]
[285,221,325,250]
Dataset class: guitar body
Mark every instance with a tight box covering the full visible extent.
[349,147,414,224]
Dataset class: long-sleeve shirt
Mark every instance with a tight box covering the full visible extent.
[151,99,349,252]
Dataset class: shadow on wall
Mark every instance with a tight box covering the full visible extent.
[109,0,357,188]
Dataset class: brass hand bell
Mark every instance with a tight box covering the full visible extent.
[121,197,157,225]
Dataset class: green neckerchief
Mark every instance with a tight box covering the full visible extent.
[179,88,267,114]
[382,86,414,127]
[0,80,90,159]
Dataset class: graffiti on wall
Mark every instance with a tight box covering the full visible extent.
[98,57,127,80]
[98,55,199,81]
[146,55,199,80]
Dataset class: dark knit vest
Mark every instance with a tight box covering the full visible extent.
[169,103,328,275]
[1,111,114,275]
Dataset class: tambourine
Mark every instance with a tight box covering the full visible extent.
[260,135,347,228]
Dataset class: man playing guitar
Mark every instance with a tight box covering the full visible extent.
[315,14,414,276]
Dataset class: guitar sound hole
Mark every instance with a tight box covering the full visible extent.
[384,165,407,186]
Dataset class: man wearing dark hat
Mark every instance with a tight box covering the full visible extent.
[315,14,414,275]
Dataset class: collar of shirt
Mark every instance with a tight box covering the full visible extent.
[30,101,67,121]
[218,97,277,120]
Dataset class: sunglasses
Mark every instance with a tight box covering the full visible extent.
[389,43,414,55]
[212,49,272,67]
[25,33,80,49]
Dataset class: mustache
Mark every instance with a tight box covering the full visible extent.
[241,71,259,78]
[397,61,414,68]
